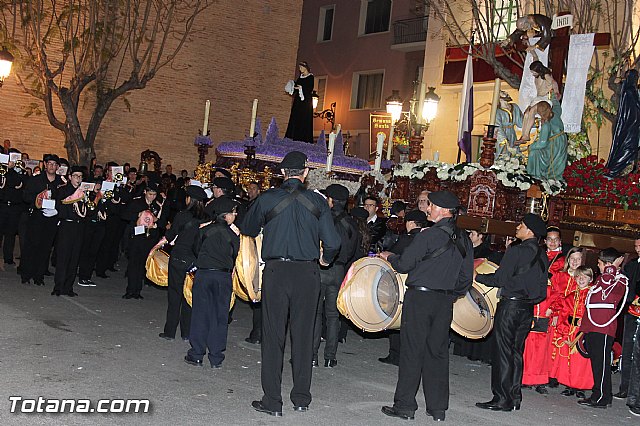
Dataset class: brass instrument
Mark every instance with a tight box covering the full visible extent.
[114,172,124,182]
[0,164,7,176]
[103,190,114,200]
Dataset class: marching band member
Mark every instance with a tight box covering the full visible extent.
[0,151,26,266]
[578,248,628,409]
[77,180,109,287]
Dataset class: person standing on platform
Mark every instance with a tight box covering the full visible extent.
[156,185,209,341]
[378,209,428,367]
[616,238,640,399]
[21,154,63,286]
[284,62,314,143]
[52,166,87,297]
[184,196,239,368]
[578,248,628,409]
[243,151,340,417]
[312,183,358,368]
[379,191,473,422]
[476,214,549,412]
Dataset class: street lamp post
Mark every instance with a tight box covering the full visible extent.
[385,90,403,160]
[311,90,336,131]
[0,48,15,88]
[409,86,440,163]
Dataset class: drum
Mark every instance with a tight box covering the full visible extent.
[451,258,500,339]
[184,272,235,311]
[145,249,170,287]
[337,257,407,332]
[234,234,263,302]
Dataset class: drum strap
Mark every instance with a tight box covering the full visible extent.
[512,246,545,277]
[421,226,466,261]
[265,188,321,223]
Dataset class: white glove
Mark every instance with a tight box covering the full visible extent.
[284,80,295,95]
[42,208,58,217]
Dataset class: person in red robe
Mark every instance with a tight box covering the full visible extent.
[552,266,594,397]
[522,226,565,393]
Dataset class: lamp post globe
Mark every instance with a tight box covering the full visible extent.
[385,90,403,122]
[422,86,441,125]
[0,48,14,87]
[311,90,319,110]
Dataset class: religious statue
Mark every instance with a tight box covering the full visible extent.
[517,59,561,144]
[526,98,568,181]
[284,61,314,143]
[502,14,553,54]
[605,69,640,178]
[495,91,523,157]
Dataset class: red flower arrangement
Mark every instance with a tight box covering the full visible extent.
[563,155,640,209]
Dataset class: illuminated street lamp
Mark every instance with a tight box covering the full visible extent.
[311,89,336,130]
[421,86,440,128]
[0,48,14,88]
[385,90,403,160]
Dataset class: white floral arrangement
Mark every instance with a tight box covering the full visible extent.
[362,170,393,200]
[305,168,362,195]
[394,155,566,195]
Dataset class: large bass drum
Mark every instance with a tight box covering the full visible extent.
[451,258,500,339]
[338,256,500,338]
[337,257,407,332]
[145,249,170,287]
[234,234,263,302]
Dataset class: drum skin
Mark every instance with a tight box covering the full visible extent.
[338,256,499,338]
[184,272,235,311]
[145,249,170,287]
[234,234,263,302]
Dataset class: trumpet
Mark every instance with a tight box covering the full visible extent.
[103,190,114,200]
[14,160,25,174]
[0,164,7,176]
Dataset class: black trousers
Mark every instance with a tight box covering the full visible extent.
[53,221,85,294]
[260,260,321,412]
[490,299,533,407]
[248,302,262,341]
[313,264,343,361]
[17,211,28,268]
[620,314,639,393]
[187,269,232,366]
[96,216,124,274]
[393,290,455,414]
[385,331,401,362]
[78,221,106,280]
[125,233,158,296]
[21,212,58,283]
[163,256,192,339]
[0,204,21,263]
[585,332,614,405]
[628,317,640,409]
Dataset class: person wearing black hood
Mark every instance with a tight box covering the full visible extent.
[156,185,209,341]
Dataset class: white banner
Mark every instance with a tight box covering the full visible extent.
[561,33,595,133]
[518,38,549,113]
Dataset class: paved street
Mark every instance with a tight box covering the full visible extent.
[0,262,637,425]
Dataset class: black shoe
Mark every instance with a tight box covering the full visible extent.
[535,385,548,395]
[21,277,30,285]
[613,390,628,399]
[630,406,640,417]
[245,337,261,344]
[66,291,78,297]
[577,398,607,408]
[575,391,586,399]
[561,388,576,396]
[107,267,119,272]
[324,359,337,368]
[122,293,134,299]
[426,409,445,421]
[381,406,414,420]
[96,272,109,278]
[378,356,399,366]
[548,378,559,388]
[78,279,96,287]
[158,333,174,340]
[44,270,52,276]
[338,336,347,344]
[211,364,222,369]
[312,358,319,367]
[184,355,203,367]
[475,401,514,411]
[51,290,60,296]
[34,280,45,286]
[134,294,144,300]
[293,405,308,412]
[252,400,282,417]
[5,260,15,265]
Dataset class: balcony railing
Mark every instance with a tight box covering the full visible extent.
[392,16,428,45]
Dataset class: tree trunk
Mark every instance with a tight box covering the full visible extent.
[64,130,95,168]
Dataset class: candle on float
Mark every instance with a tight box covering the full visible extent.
[374,132,385,171]
[434,151,440,162]
[488,78,501,126]
[387,123,395,160]
[202,100,210,135]
[249,98,258,137]
[326,131,336,172]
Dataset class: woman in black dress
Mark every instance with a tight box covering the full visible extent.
[285,61,315,143]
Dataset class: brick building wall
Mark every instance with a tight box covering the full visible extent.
[0,1,303,173]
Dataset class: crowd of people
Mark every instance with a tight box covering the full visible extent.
[1,146,639,421]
